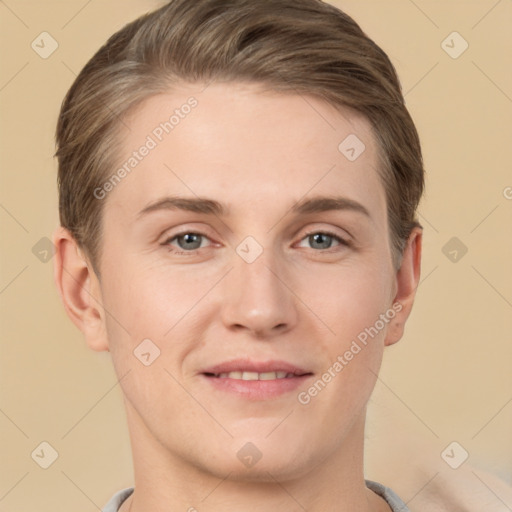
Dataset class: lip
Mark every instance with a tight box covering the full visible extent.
[200,359,314,400]
[202,359,311,376]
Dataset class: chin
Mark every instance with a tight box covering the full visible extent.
[195,436,320,483]
[206,458,313,484]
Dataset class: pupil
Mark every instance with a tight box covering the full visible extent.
[180,233,201,249]
[311,233,331,249]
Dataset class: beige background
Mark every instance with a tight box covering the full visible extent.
[1,0,511,510]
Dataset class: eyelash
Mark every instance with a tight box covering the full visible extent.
[300,229,351,250]
[162,229,351,254]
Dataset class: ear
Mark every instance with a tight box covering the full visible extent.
[384,226,422,347]
[52,226,109,352]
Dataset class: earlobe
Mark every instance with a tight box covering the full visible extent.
[52,226,109,352]
[384,227,423,347]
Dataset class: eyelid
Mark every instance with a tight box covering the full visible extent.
[162,230,216,250]
[159,223,353,253]
[296,223,353,244]
[159,223,217,243]
[297,229,351,249]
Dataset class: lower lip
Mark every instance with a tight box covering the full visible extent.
[201,374,312,400]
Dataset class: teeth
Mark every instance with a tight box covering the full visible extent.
[241,371,259,381]
[216,371,295,380]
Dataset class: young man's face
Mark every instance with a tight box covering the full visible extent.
[62,82,420,481]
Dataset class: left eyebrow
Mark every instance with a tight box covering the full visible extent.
[291,196,371,218]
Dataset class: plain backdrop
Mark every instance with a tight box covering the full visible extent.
[1,0,511,510]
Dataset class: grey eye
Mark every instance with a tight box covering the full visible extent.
[308,233,336,249]
[175,233,204,250]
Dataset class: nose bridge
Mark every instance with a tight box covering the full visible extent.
[220,242,297,336]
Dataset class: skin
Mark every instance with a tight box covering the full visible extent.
[54,82,422,512]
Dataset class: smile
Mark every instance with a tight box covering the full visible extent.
[200,360,313,400]
[207,371,299,380]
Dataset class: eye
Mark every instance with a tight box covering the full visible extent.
[297,231,349,250]
[164,232,211,252]
[161,230,349,254]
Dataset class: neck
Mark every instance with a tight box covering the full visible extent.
[120,401,390,512]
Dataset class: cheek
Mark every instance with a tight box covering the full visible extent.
[295,256,393,399]
[99,257,217,377]
[99,264,204,420]
[298,256,393,340]
[101,256,200,331]
[295,268,391,435]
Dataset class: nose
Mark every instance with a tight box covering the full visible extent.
[219,249,298,339]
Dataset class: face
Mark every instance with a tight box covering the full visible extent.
[93,82,402,480]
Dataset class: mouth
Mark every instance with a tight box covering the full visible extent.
[200,360,313,400]
[205,371,304,380]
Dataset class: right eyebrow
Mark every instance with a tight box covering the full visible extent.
[137,196,226,219]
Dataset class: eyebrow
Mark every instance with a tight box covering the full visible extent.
[291,196,370,217]
[138,196,225,217]
[137,195,371,219]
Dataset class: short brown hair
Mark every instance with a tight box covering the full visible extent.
[56,0,424,274]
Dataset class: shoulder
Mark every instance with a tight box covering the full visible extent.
[366,479,411,511]
[102,487,134,512]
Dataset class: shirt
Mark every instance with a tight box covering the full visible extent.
[102,480,410,511]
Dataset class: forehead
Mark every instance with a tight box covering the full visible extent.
[106,82,386,223]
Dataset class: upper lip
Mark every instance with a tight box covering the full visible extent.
[201,359,312,376]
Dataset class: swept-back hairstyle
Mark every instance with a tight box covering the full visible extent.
[56,0,424,273]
